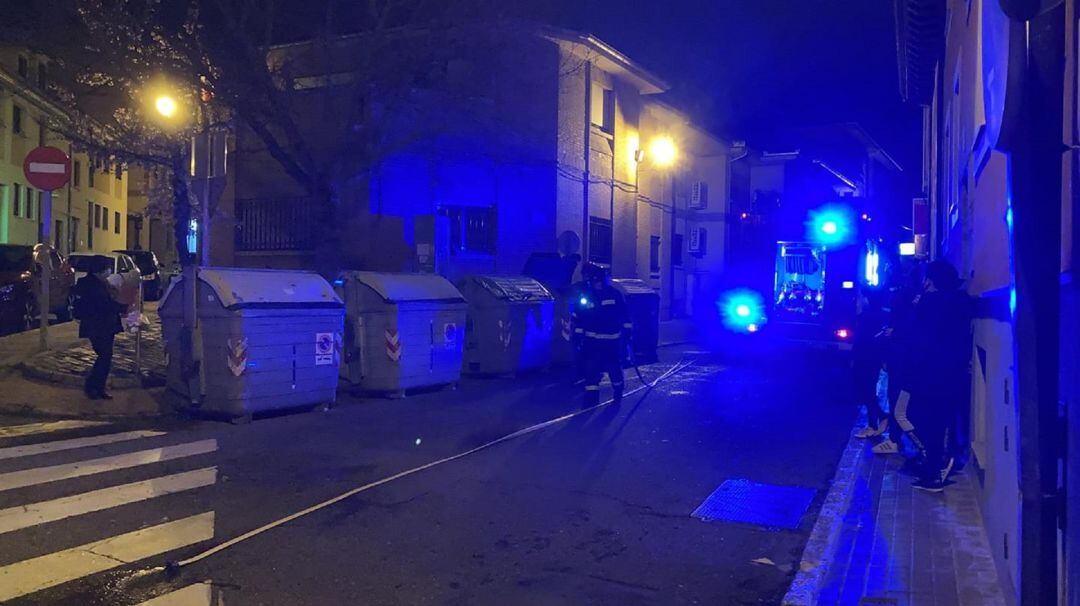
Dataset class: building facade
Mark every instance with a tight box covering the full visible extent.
[217,27,730,319]
[0,47,129,255]
[897,0,1078,602]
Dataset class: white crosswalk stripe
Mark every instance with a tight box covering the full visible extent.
[0,423,219,603]
[0,439,218,492]
[0,512,216,601]
[0,419,110,438]
[0,429,166,461]
[0,467,217,535]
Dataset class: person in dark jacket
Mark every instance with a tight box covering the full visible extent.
[853,290,888,438]
[573,264,631,407]
[906,260,973,492]
[74,256,126,400]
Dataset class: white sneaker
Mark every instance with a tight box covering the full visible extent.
[872,440,899,455]
[855,419,888,439]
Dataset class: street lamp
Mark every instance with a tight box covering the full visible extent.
[648,136,677,168]
[155,95,178,119]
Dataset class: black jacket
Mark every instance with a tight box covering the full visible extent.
[74,274,125,340]
[572,283,631,341]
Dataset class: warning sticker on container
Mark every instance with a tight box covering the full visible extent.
[315,332,334,366]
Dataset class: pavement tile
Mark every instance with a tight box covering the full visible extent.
[816,439,1007,606]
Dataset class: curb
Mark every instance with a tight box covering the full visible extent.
[18,361,166,390]
[782,413,866,606]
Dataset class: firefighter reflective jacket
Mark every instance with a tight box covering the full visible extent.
[572,283,632,343]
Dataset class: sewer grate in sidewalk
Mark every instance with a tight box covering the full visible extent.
[691,478,816,529]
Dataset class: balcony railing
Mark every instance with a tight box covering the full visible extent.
[234,197,318,252]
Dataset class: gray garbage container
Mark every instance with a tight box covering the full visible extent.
[458,275,554,375]
[336,271,467,395]
[159,268,344,419]
[612,278,660,365]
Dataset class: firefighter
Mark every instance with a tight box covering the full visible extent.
[573,263,632,407]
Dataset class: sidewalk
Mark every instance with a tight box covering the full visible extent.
[786,420,1008,606]
[0,304,170,418]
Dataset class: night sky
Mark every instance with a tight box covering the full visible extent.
[546,0,920,165]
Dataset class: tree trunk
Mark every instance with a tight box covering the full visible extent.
[170,148,194,267]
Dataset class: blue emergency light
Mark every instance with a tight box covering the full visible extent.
[718,289,765,333]
[807,204,855,248]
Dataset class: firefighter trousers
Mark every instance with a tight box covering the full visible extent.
[582,340,624,407]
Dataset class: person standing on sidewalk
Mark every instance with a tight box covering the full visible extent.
[853,290,888,439]
[907,260,973,492]
[574,263,631,408]
[73,256,125,400]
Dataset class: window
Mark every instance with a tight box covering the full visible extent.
[12,184,22,217]
[26,189,34,220]
[54,220,62,249]
[73,161,81,187]
[115,165,123,180]
[102,207,109,231]
[590,83,615,134]
[17,55,28,78]
[88,165,96,187]
[12,105,23,135]
[71,217,80,252]
[649,236,661,276]
[86,202,94,248]
[444,205,496,255]
[587,217,613,265]
[114,211,121,234]
[94,204,101,228]
[37,62,47,89]
[672,233,684,266]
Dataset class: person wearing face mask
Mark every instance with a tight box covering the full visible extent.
[72,256,126,400]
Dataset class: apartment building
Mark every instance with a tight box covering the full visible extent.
[219,26,731,319]
[0,47,128,255]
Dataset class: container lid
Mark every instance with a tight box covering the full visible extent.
[467,275,554,302]
[612,278,657,296]
[339,271,464,303]
[161,267,343,310]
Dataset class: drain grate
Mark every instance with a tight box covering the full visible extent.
[691,478,817,529]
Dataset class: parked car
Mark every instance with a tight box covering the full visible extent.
[0,244,77,332]
[68,252,142,305]
[114,249,164,301]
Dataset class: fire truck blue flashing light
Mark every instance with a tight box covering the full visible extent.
[718,290,765,333]
[807,205,855,248]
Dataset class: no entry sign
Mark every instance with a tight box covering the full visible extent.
[23,146,72,191]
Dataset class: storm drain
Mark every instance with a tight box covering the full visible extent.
[691,478,817,529]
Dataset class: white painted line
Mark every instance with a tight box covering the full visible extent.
[0,440,218,492]
[27,162,67,174]
[0,467,217,535]
[0,430,166,461]
[136,582,214,606]
[0,512,215,602]
[0,420,110,439]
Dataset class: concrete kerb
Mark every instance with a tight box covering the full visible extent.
[782,412,866,606]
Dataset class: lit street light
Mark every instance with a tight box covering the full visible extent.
[648,135,677,167]
[155,95,178,118]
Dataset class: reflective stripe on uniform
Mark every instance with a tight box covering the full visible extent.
[601,299,616,305]
[584,385,600,391]
[584,331,621,340]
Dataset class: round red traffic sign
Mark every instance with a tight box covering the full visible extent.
[23,146,72,191]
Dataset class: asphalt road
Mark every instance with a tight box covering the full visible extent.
[0,345,855,605]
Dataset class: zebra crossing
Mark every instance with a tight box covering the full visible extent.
[0,419,220,604]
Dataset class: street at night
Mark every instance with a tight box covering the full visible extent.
[1,348,857,605]
[1,0,1078,604]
